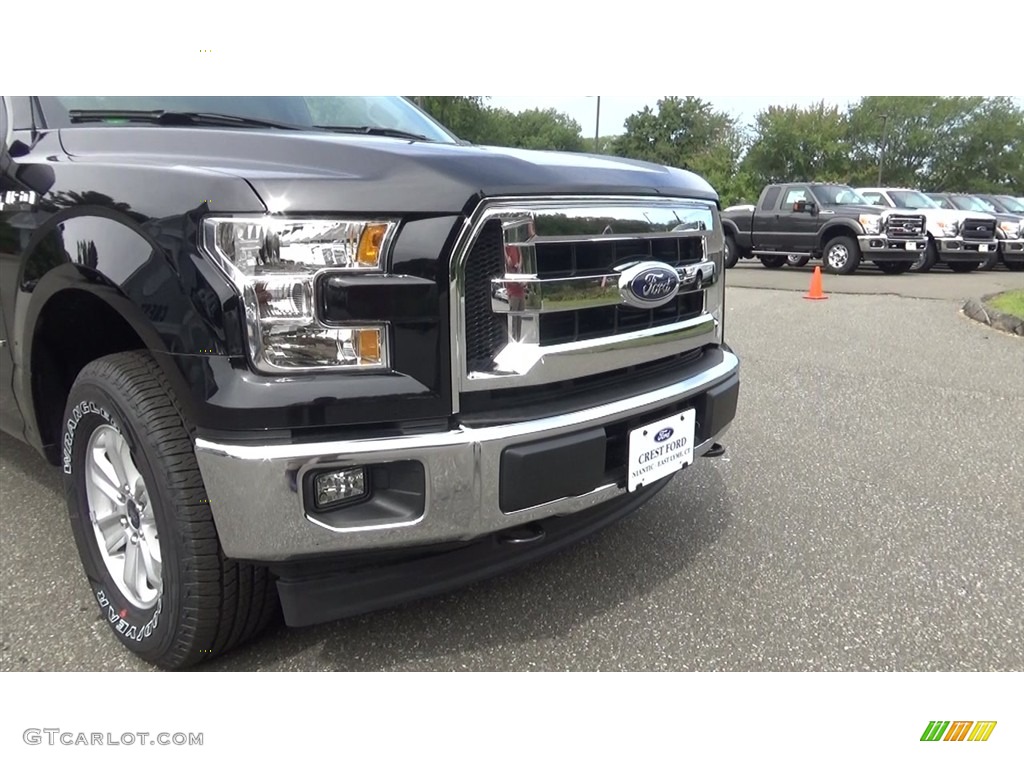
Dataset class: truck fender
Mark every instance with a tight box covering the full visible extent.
[14,206,233,455]
[817,218,864,249]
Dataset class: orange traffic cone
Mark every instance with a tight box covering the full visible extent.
[803,265,828,301]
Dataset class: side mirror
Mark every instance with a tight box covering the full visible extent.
[793,200,816,214]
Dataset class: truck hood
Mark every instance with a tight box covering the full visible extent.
[825,204,912,217]
[917,207,996,222]
[58,127,719,214]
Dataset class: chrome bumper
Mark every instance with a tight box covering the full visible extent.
[998,239,1024,254]
[935,237,999,258]
[194,350,739,561]
[857,235,927,256]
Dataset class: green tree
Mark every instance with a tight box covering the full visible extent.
[581,135,616,154]
[413,98,584,151]
[610,97,750,204]
[827,96,1023,193]
[486,107,584,152]
[739,102,850,188]
[413,96,490,141]
[949,97,1024,192]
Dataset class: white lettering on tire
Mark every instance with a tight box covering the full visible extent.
[95,588,161,643]
[62,401,115,475]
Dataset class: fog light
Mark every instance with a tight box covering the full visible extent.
[314,468,368,508]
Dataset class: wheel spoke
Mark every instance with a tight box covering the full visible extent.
[97,514,127,555]
[89,464,123,506]
[91,444,122,493]
[123,538,145,600]
[139,539,162,591]
[107,437,131,489]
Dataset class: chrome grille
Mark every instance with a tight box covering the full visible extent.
[961,218,996,240]
[885,214,926,238]
[450,197,725,409]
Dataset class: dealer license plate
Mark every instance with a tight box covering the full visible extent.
[978,244,989,252]
[627,410,695,492]
[905,241,916,251]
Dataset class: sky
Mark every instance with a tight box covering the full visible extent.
[486,96,863,137]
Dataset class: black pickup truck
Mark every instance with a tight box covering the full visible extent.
[0,96,740,668]
[722,182,928,274]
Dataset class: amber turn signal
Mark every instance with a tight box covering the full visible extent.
[357,223,390,267]
[356,328,382,364]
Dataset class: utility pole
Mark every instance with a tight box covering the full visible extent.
[877,114,890,186]
[594,96,601,153]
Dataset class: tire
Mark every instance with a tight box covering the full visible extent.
[1004,259,1024,272]
[759,255,787,269]
[948,261,979,273]
[787,255,811,268]
[62,351,279,669]
[821,236,862,275]
[911,240,938,273]
[724,234,739,269]
[875,260,912,275]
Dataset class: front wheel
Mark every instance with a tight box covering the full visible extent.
[759,255,787,269]
[1004,259,1024,272]
[821,236,862,275]
[724,234,740,269]
[63,351,279,669]
[948,261,979,273]
[875,260,913,275]
[911,241,938,273]
[787,254,811,268]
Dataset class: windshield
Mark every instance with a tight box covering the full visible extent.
[951,194,994,213]
[39,96,458,143]
[888,190,940,209]
[810,184,868,206]
[995,195,1024,213]
[928,195,954,209]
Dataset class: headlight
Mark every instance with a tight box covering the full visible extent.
[934,219,959,237]
[859,214,882,235]
[203,216,397,372]
[998,220,1022,239]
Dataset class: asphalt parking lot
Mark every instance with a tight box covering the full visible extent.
[2,264,1022,672]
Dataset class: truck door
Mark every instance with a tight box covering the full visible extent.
[775,185,818,253]
[1,96,26,437]
[750,185,781,249]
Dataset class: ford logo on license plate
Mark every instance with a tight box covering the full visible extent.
[617,261,681,309]
[654,427,674,442]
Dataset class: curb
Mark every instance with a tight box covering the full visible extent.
[961,294,1024,337]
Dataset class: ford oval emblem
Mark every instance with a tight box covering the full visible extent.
[617,261,681,309]
[654,427,674,443]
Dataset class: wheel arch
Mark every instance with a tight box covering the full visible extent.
[14,207,223,463]
[818,221,862,251]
